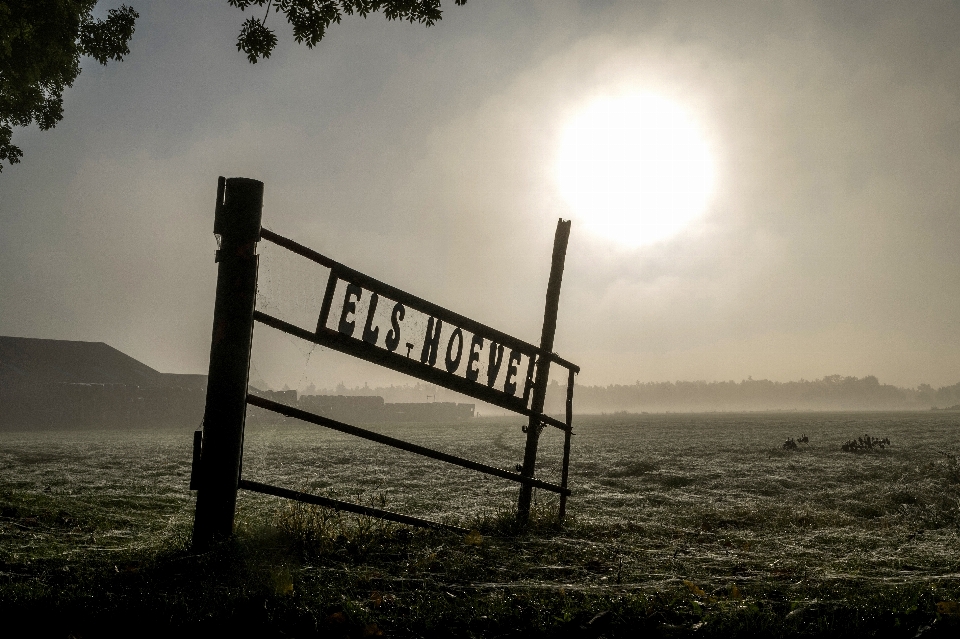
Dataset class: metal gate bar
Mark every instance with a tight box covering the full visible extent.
[260,227,581,374]
[247,394,571,495]
[238,479,467,534]
[558,367,576,523]
[253,310,573,432]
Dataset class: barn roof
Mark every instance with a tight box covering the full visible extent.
[0,336,205,388]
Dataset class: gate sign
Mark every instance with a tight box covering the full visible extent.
[255,228,577,431]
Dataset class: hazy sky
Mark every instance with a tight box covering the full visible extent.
[3,0,960,390]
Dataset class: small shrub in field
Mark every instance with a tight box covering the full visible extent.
[842,434,891,452]
[782,434,808,450]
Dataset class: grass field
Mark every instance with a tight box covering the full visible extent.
[2,412,960,637]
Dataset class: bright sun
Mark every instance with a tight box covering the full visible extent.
[556,93,715,247]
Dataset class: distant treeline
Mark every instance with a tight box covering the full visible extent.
[299,382,466,406]
[248,388,474,424]
[542,375,960,413]
[307,375,960,414]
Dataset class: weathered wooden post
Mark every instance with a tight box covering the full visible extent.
[192,176,263,550]
[517,218,571,525]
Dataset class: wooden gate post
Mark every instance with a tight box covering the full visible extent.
[192,176,263,550]
[518,218,571,525]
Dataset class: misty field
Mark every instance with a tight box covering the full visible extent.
[2,412,960,637]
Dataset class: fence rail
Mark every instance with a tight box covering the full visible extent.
[246,394,571,495]
[238,479,468,533]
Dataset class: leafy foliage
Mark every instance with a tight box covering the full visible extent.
[0,1,137,171]
[1,1,467,171]
[230,0,468,63]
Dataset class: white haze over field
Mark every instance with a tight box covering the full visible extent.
[3,1,960,391]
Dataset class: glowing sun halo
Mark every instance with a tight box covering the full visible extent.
[556,93,715,247]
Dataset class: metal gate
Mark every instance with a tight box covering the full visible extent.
[190,177,579,549]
